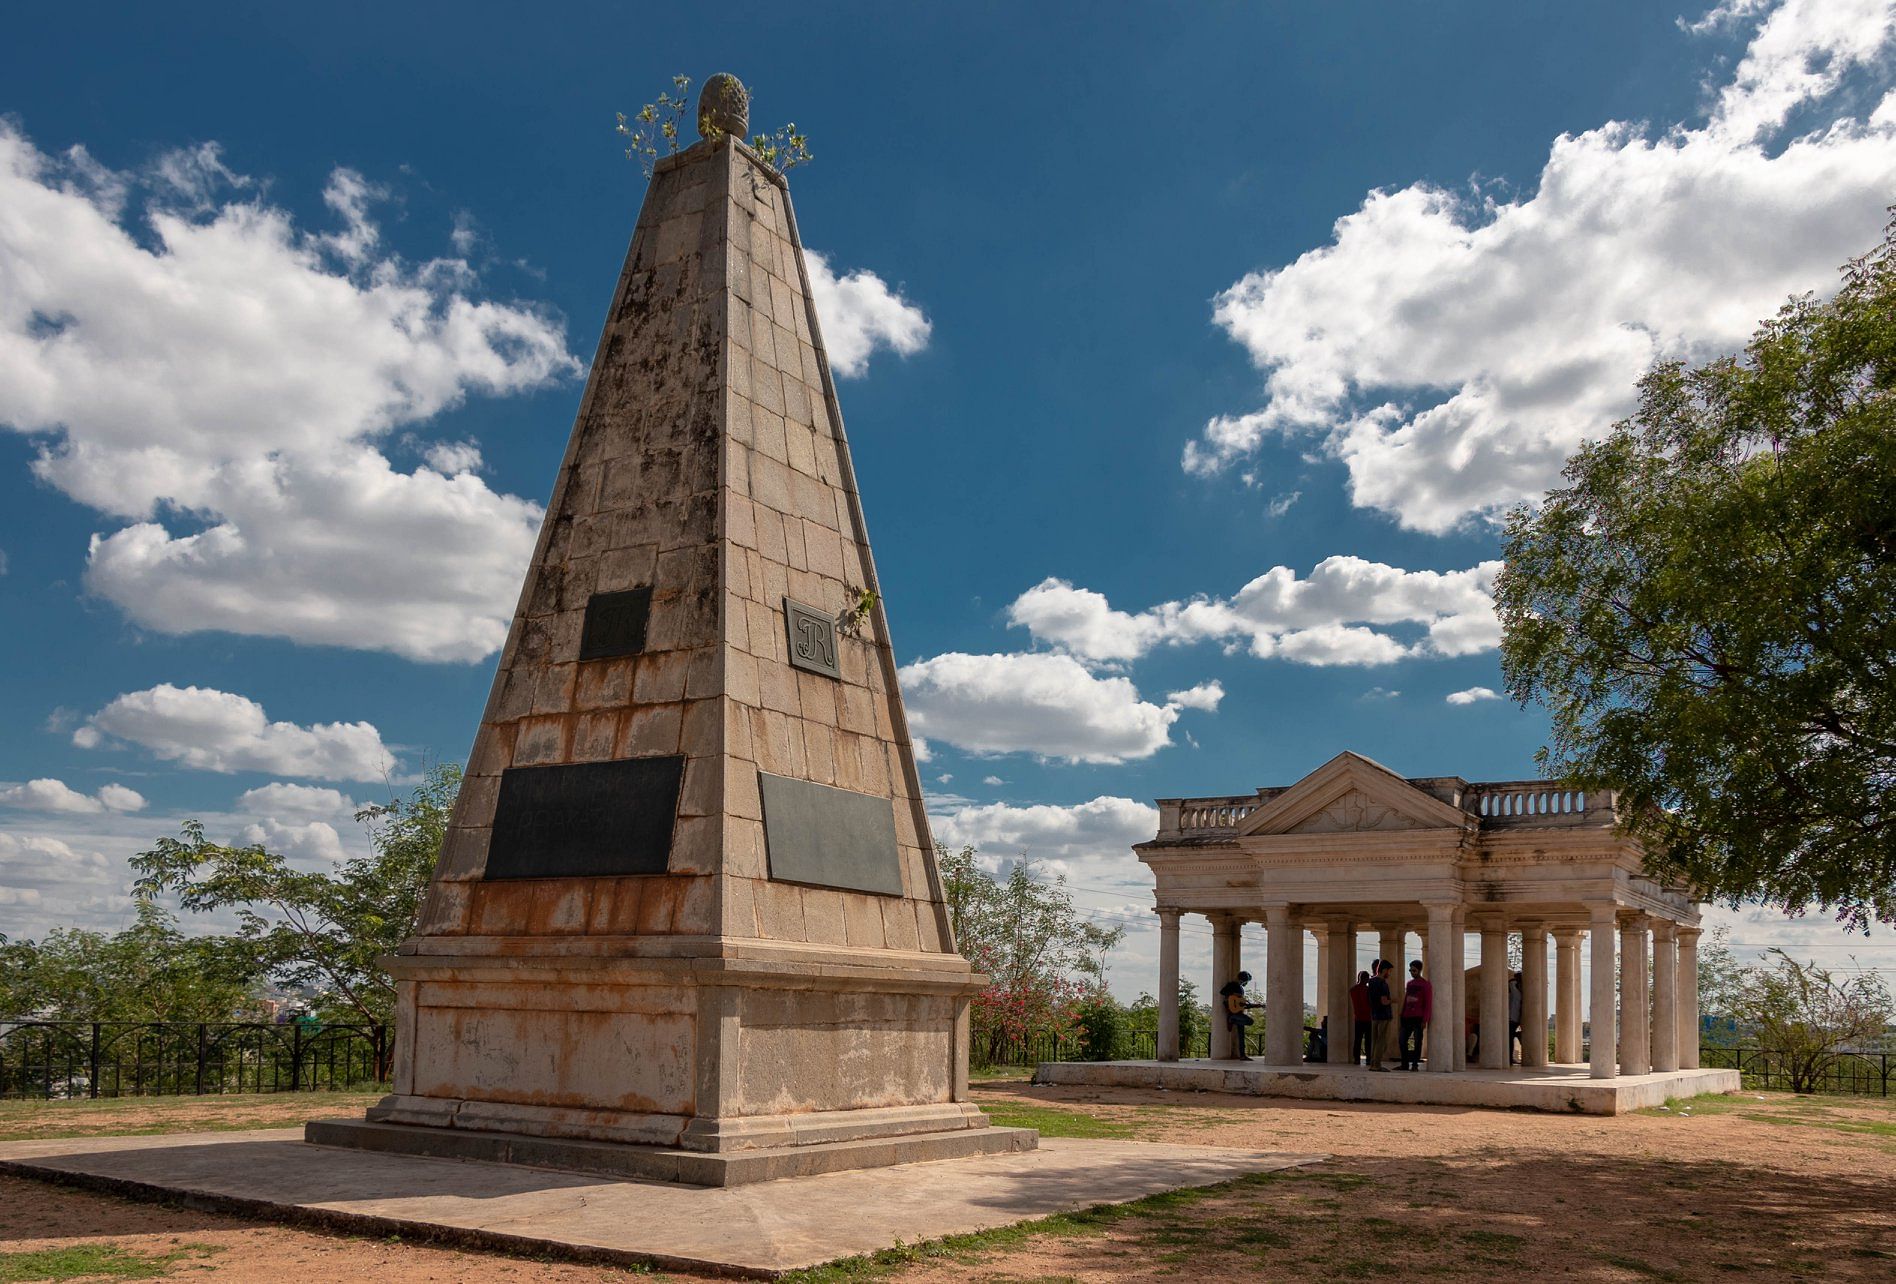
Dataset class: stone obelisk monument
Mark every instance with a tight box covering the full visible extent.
[310,74,1032,1184]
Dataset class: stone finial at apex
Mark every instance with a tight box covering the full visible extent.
[698,73,749,140]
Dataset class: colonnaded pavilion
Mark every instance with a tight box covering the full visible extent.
[1037,752,1741,1113]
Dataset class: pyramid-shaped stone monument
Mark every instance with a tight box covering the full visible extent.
[309,74,1033,1184]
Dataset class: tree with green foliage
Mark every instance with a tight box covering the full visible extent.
[129,764,458,1028]
[0,901,262,1022]
[1497,221,1896,929]
[1125,978,1209,1058]
[937,844,1124,1060]
[1725,950,1894,1092]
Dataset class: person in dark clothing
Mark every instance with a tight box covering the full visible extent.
[1218,971,1263,1060]
[1400,958,1432,1070]
[1348,970,1372,1065]
[1366,962,1396,1071]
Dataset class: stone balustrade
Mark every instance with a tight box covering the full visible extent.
[1161,779,1616,836]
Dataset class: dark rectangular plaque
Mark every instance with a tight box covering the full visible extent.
[578,588,652,661]
[485,756,683,880]
[758,771,903,896]
[783,597,840,680]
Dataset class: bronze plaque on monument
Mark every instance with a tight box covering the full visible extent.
[485,756,683,879]
[578,588,652,661]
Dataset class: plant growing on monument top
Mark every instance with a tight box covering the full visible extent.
[617,74,813,179]
[130,763,460,1029]
[1496,218,1896,929]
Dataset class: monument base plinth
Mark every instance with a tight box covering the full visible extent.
[306,1117,1038,1187]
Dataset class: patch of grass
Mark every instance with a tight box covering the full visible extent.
[776,1168,1304,1284]
[1596,1253,1687,1281]
[976,1103,1139,1140]
[0,1092,383,1142]
[0,1243,221,1282]
[1458,1230,1524,1251]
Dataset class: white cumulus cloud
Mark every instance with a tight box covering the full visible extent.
[932,795,1161,873]
[234,782,362,819]
[1184,0,1896,533]
[0,778,147,814]
[0,123,578,662]
[1445,686,1501,706]
[1008,557,1501,667]
[76,684,396,781]
[805,250,931,378]
[898,652,1200,764]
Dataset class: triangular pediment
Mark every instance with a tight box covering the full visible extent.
[1237,752,1473,836]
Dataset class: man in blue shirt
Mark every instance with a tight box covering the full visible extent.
[1366,960,1395,1071]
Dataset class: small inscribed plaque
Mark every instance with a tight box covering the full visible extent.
[485,756,683,880]
[758,771,903,896]
[578,588,652,661]
[783,598,840,679]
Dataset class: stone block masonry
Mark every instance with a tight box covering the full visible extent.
[313,78,1031,1181]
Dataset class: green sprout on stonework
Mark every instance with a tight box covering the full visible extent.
[617,74,813,180]
[615,75,693,179]
[836,586,878,638]
[747,122,813,174]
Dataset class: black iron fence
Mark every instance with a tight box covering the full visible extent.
[0,1021,389,1100]
[1700,1045,1892,1097]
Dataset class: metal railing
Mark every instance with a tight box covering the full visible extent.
[1700,1045,1892,1097]
[0,1020,389,1100]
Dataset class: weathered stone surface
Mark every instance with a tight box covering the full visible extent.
[343,117,998,1182]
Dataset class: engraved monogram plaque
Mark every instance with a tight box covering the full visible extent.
[783,597,840,680]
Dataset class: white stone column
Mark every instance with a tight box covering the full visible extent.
[1325,918,1354,1065]
[1262,905,1292,1064]
[1651,920,1679,1073]
[1312,924,1331,1033]
[1157,908,1181,1061]
[1678,927,1701,1070]
[1425,902,1458,1073]
[1589,904,1618,1079]
[1521,923,1549,1067]
[1479,920,1510,1070]
[1619,912,1651,1076]
[1553,928,1583,1064]
[1210,914,1237,1060]
[1374,923,1405,977]
[1451,909,1469,1070]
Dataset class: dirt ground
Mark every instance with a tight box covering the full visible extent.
[0,1084,1890,1282]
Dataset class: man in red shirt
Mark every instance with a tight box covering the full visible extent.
[1346,970,1372,1066]
[1400,959,1433,1070]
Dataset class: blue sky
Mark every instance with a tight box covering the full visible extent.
[2,0,1893,999]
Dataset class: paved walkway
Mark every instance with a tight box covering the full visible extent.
[0,1128,1324,1277]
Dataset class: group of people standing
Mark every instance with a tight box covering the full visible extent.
[1220,959,1531,1069]
[1347,959,1431,1070]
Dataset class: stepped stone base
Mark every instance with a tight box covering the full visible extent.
[306,1116,1038,1186]
[1034,1059,1740,1115]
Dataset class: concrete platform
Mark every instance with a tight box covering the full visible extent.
[1034,1059,1740,1115]
[0,1127,1325,1278]
[306,1115,1038,1186]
